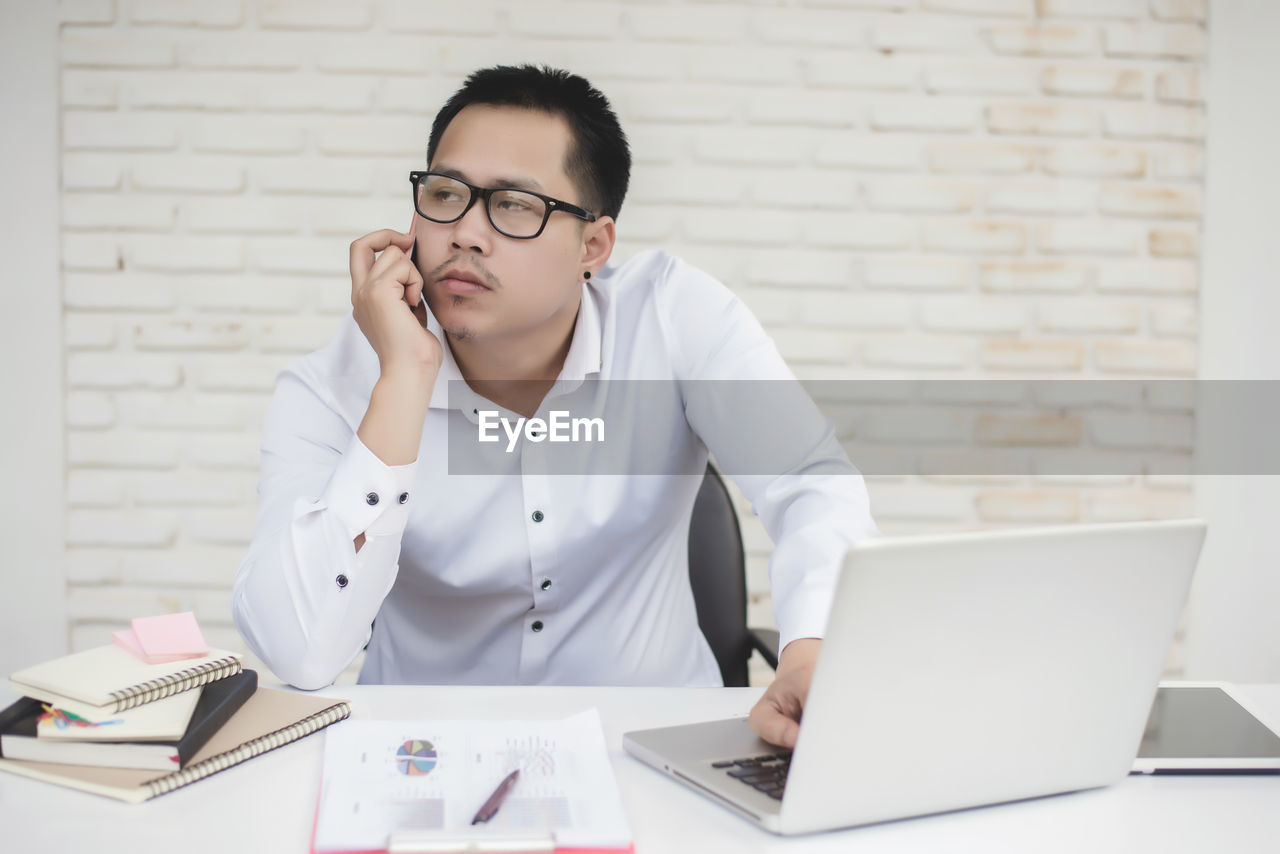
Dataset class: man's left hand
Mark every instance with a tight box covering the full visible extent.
[748,638,821,749]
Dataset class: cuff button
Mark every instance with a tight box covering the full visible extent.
[336,574,349,589]
[399,492,409,504]
[365,492,379,506]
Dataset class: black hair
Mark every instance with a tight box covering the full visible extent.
[427,65,631,222]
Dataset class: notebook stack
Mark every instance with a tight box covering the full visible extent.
[0,612,350,803]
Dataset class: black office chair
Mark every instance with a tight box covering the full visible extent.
[687,463,780,687]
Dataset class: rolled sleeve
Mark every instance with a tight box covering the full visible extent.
[233,338,423,689]
[319,432,418,540]
[752,468,878,653]
[653,252,879,652]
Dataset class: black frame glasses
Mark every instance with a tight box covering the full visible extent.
[409,170,598,240]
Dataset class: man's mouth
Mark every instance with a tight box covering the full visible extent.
[436,267,494,295]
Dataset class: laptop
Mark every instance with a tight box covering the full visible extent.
[1135,682,1280,773]
[624,519,1207,835]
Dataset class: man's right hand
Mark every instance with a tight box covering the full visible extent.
[349,229,442,378]
[349,229,441,474]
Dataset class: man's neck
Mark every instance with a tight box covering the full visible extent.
[448,300,581,418]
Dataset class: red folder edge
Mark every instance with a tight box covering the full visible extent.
[308,783,635,854]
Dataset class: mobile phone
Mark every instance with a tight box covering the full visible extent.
[408,237,427,308]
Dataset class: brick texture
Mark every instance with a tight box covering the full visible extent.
[55,0,1204,685]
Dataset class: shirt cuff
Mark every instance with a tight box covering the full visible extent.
[773,587,834,655]
[318,433,418,540]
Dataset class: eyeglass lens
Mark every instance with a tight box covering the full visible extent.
[416,174,547,238]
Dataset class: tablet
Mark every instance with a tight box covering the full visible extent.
[1133,683,1280,773]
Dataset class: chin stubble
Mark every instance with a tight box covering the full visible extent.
[446,324,476,342]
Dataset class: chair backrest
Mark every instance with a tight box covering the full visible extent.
[687,463,750,687]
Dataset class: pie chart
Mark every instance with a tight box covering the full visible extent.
[395,739,438,776]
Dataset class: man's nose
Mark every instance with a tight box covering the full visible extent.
[449,195,494,253]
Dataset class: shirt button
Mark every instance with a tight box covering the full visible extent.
[335,574,349,589]
[399,492,409,504]
[365,492,379,506]
[531,510,544,523]
[540,578,552,591]
[531,620,544,633]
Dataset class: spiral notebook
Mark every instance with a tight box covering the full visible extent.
[9,644,244,718]
[0,686,350,803]
[0,671,259,771]
[33,687,203,742]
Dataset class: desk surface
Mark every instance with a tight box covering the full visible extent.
[4,682,1280,854]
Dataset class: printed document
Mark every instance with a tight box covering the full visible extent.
[312,708,631,852]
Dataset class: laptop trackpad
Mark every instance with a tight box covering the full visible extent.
[625,716,784,762]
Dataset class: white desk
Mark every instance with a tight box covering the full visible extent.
[4,683,1280,853]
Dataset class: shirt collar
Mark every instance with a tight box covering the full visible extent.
[427,280,603,411]
[425,307,463,411]
[558,279,604,384]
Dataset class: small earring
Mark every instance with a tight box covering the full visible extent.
[583,271,592,280]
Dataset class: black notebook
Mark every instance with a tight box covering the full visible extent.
[0,670,258,771]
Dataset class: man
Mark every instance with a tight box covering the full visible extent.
[232,65,876,749]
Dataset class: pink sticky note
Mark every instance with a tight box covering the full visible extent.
[130,612,208,661]
[113,627,200,664]
[112,628,147,660]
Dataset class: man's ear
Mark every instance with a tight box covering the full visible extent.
[581,215,616,273]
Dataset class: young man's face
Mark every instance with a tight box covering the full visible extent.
[415,104,610,350]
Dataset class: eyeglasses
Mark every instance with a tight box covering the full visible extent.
[409,170,598,240]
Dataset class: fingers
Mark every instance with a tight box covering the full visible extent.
[362,245,421,306]
[350,229,414,301]
[749,671,810,749]
[350,232,424,325]
[402,238,424,308]
[749,698,800,749]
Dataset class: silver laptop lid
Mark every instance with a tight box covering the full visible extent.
[778,519,1206,834]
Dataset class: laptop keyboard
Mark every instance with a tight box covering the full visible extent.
[711,753,792,800]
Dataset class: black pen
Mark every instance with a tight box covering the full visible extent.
[471,768,520,825]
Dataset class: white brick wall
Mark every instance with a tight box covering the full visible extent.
[56,0,1205,686]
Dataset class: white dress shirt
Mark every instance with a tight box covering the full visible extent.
[232,249,878,690]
